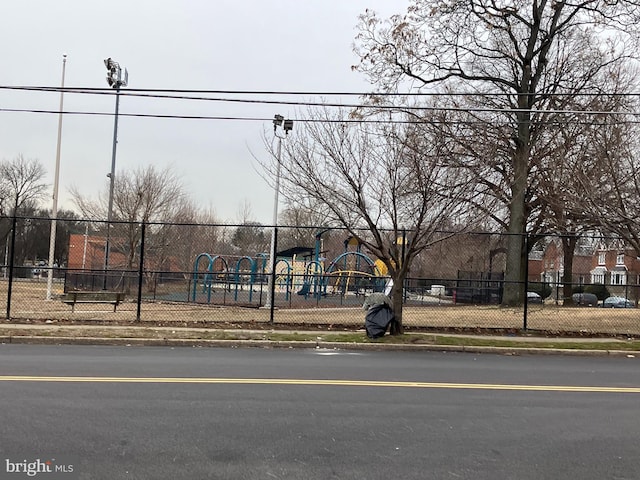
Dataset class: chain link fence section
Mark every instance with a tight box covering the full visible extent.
[2,216,640,335]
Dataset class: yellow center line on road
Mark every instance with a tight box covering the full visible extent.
[0,375,639,393]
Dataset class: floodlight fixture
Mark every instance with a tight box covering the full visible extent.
[104,57,128,89]
[273,114,284,130]
[273,114,293,137]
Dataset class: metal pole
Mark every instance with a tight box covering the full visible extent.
[265,134,282,308]
[46,54,67,300]
[103,86,121,289]
[3,237,7,279]
[269,227,278,324]
[523,233,530,331]
[401,228,407,302]
[136,222,146,322]
[6,214,17,319]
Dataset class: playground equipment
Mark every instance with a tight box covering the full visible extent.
[322,251,385,296]
[190,233,388,305]
[296,236,387,298]
[274,258,293,300]
[296,260,324,297]
[233,256,259,302]
[191,253,229,303]
[191,253,265,303]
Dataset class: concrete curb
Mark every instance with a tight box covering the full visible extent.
[1,335,638,357]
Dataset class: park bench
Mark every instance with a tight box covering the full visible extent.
[61,291,126,313]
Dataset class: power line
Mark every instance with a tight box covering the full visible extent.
[2,87,417,110]
[4,85,640,97]
[3,86,640,113]
[0,85,500,96]
[1,85,639,122]
[2,107,640,126]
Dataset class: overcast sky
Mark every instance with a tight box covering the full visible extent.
[0,0,408,224]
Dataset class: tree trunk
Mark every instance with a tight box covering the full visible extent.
[561,236,577,306]
[502,107,531,307]
[502,175,527,306]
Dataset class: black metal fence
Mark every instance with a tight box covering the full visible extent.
[1,215,639,335]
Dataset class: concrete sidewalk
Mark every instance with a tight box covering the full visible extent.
[0,322,638,357]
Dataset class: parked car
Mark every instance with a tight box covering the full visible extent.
[572,293,598,307]
[603,296,635,308]
[527,292,543,304]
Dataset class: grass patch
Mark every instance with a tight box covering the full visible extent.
[419,336,640,351]
[264,332,640,350]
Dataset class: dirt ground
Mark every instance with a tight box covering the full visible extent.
[2,280,639,336]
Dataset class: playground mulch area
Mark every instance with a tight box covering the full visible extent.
[2,280,640,336]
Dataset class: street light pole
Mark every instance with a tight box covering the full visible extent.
[103,58,128,289]
[265,115,293,308]
[46,54,67,300]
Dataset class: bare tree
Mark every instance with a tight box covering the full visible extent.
[531,73,638,304]
[533,122,591,304]
[0,155,47,215]
[354,0,640,305]
[577,107,640,255]
[235,199,254,224]
[263,109,482,333]
[231,222,268,256]
[278,198,334,252]
[168,201,220,275]
[71,165,186,272]
[0,155,48,250]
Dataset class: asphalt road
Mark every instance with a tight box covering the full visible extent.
[1,345,639,480]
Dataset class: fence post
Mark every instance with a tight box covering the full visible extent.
[269,226,278,324]
[523,232,530,331]
[401,229,407,303]
[5,214,17,319]
[136,222,146,322]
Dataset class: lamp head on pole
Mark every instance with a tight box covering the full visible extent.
[273,114,284,131]
[104,57,128,89]
[273,114,293,135]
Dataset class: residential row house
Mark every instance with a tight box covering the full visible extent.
[533,238,640,299]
